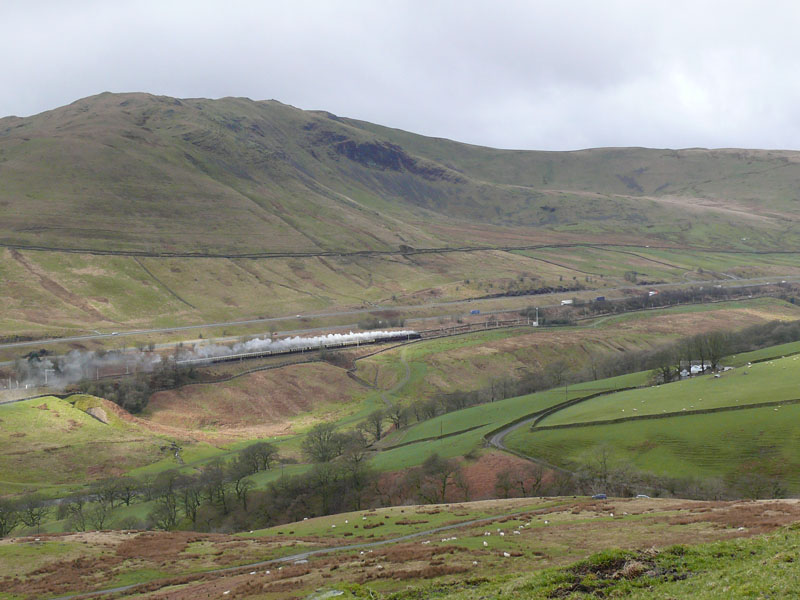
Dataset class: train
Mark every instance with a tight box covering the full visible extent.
[174,330,421,367]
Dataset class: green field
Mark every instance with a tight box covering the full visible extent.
[372,372,648,472]
[5,297,797,494]
[501,352,800,489]
[538,353,800,426]
[505,403,800,489]
[723,339,800,365]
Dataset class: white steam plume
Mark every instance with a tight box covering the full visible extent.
[9,330,417,389]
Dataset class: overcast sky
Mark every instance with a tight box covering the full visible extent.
[3,0,799,150]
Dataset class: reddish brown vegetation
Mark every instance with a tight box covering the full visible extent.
[668,501,800,534]
[145,363,364,437]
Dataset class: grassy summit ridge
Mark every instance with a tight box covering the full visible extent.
[2,92,800,254]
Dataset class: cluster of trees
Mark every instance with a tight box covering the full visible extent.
[0,441,280,538]
[649,319,800,384]
[487,445,789,503]
[550,444,789,501]
[0,494,54,537]
[73,362,201,413]
[4,423,479,537]
[4,412,794,541]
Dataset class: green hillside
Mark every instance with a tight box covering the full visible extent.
[504,352,800,490]
[3,92,800,255]
[0,395,215,494]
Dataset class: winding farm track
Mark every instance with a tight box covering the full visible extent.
[487,367,800,474]
[379,350,411,407]
[488,416,572,475]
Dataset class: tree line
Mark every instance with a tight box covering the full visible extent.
[525,443,789,502]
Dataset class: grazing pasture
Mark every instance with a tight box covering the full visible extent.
[2,497,799,599]
[538,353,800,426]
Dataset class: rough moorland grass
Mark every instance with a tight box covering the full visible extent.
[360,329,645,403]
[244,498,563,542]
[0,539,79,578]
[6,496,800,600]
[0,245,601,336]
[514,246,684,281]
[428,526,800,600]
[636,246,800,274]
[590,296,799,328]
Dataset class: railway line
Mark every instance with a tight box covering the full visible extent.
[173,318,535,368]
[174,330,423,367]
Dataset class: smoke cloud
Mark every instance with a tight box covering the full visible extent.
[8,330,417,390]
[178,330,418,363]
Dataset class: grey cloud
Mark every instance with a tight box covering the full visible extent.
[2,0,800,150]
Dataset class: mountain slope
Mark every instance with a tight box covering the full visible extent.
[1,92,800,254]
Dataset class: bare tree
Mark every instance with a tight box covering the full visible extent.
[386,402,410,431]
[415,454,461,504]
[494,470,514,499]
[302,422,346,463]
[176,475,203,527]
[228,461,255,510]
[199,461,231,515]
[19,495,50,534]
[364,409,386,442]
[549,359,570,387]
[145,469,182,529]
[58,495,88,532]
[115,477,140,507]
[87,502,112,530]
[706,332,729,370]
[148,496,178,531]
[309,462,341,515]
[91,479,120,510]
[240,441,279,473]
[453,468,471,501]
[517,463,546,496]
[0,499,20,538]
[342,436,375,511]
[651,349,678,384]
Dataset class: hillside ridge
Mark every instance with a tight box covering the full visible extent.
[2,92,800,254]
